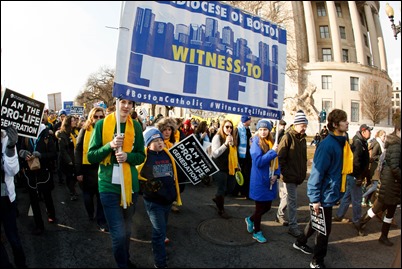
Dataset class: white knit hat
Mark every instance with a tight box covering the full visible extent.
[294,110,308,125]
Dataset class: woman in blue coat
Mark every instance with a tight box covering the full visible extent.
[244,119,280,243]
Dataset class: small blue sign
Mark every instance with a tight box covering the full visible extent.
[63,101,74,115]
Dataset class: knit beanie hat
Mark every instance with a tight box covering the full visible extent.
[256,119,272,131]
[294,110,308,125]
[241,115,252,123]
[143,128,163,147]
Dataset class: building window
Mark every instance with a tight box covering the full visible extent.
[317,2,326,16]
[339,26,346,39]
[322,75,332,89]
[350,77,359,91]
[397,100,400,106]
[364,34,369,46]
[396,93,400,98]
[320,26,330,38]
[351,102,359,122]
[359,12,365,26]
[322,48,332,61]
[335,3,342,17]
[342,49,349,62]
[322,100,332,112]
[367,56,372,66]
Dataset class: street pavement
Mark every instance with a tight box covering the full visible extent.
[3,173,400,268]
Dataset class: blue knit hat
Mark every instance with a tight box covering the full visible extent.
[143,128,163,146]
[256,119,272,131]
[241,115,251,123]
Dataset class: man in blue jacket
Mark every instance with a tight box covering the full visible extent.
[293,109,352,269]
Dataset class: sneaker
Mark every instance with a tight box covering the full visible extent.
[288,228,302,238]
[99,225,109,233]
[275,216,289,226]
[332,216,349,223]
[48,217,56,224]
[252,231,267,243]
[245,217,254,233]
[293,242,313,254]
[164,237,170,244]
[310,260,326,268]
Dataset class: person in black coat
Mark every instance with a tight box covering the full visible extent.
[19,124,57,235]
[74,107,108,231]
[360,112,401,246]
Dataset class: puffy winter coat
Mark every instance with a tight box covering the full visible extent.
[378,133,401,205]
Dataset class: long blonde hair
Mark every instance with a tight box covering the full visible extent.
[82,107,105,131]
[254,130,274,153]
[217,119,237,147]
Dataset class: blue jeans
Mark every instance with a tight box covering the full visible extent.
[285,183,299,229]
[100,192,138,268]
[336,175,362,224]
[143,199,172,268]
[362,180,378,200]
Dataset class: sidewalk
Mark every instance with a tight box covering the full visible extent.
[3,175,400,268]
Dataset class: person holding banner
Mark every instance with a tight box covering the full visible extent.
[245,119,279,243]
[1,126,28,268]
[210,119,239,219]
[294,109,351,268]
[137,128,182,269]
[87,98,145,269]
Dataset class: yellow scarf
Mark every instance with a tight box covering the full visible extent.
[101,113,135,206]
[228,145,239,176]
[174,130,181,143]
[341,142,353,192]
[137,148,182,206]
[267,139,279,172]
[164,139,174,149]
[82,127,93,165]
[70,133,77,148]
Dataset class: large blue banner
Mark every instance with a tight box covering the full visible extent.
[114,1,287,119]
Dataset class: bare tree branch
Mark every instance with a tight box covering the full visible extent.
[359,75,392,126]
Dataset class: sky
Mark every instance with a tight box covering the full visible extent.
[1,1,401,109]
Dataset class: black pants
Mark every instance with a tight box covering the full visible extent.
[297,206,333,264]
[0,197,27,268]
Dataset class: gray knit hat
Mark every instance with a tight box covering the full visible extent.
[294,110,308,125]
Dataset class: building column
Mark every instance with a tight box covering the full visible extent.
[364,4,380,67]
[327,1,342,62]
[348,1,365,65]
[374,13,387,71]
[303,1,318,63]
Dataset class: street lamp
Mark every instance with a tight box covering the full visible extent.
[385,3,401,40]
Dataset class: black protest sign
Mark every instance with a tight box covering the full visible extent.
[169,134,219,185]
[310,204,327,236]
[1,88,45,138]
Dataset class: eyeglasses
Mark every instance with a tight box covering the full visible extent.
[94,115,105,119]
[225,126,233,129]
